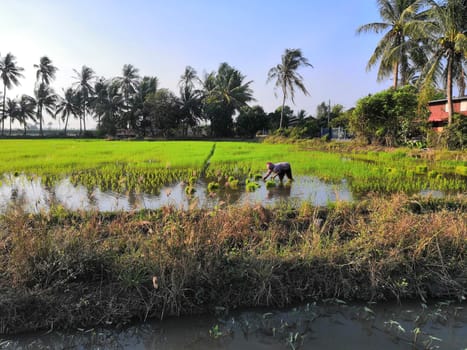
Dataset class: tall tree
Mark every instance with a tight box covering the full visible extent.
[73,66,95,134]
[4,98,18,135]
[17,95,36,135]
[35,83,57,136]
[179,66,202,136]
[116,64,140,101]
[92,80,124,135]
[357,0,427,89]
[34,56,58,86]
[115,64,140,130]
[204,63,254,137]
[55,88,80,136]
[419,0,467,125]
[0,53,24,135]
[267,48,313,129]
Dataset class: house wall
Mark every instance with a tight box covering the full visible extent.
[428,100,467,122]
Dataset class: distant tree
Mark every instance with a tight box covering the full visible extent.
[73,65,95,134]
[56,88,80,136]
[0,53,24,135]
[178,66,202,136]
[34,56,57,86]
[235,105,268,138]
[145,88,181,137]
[268,105,294,130]
[92,79,124,135]
[4,98,18,135]
[35,83,57,136]
[357,0,428,89]
[203,63,254,137]
[17,94,36,135]
[133,76,158,135]
[294,109,310,127]
[116,64,140,98]
[267,48,312,129]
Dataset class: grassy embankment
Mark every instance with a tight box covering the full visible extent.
[0,139,465,334]
[0,194,465,334]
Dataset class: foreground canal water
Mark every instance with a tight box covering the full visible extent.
[0,174,353,213]
[1,300,465,349]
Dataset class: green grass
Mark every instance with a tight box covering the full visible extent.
[0,139,466,195]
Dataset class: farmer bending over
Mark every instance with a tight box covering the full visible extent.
[263,162,294,182]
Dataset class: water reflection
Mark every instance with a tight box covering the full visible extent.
[2,301,466,349]
[0,175,353,213]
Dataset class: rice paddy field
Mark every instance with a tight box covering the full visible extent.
[0,138,466,336]
[0,139,466,197]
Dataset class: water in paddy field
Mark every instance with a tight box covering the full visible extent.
[1,301,466,349]
[0,174,353,213]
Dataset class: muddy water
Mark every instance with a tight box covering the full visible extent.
[0,174,352,213]
[1,301,465,349]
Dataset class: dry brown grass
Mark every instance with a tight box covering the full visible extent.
[0,194,465,334]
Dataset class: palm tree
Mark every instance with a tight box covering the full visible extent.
[357,0,428,89]
[179,66,201,91]
[0,53,24,135]
[418,0,467,125]
[4,98,18,135]
[35,83,57,136]
[92,79,124,134]
[17,95,36,135]
[55,88,79,136]
[267,49,312,129]
[204,63,254,136]
[116,64,140,104]
[34,56,58,86]
[73,65,95,133]
[179,66,202,135]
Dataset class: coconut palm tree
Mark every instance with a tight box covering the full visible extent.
[179,66,202,135]
[35,83,57,136]
[418,0,467,125]
[34,56,58,86]
[4,98,18,135]
[267,49,313,129]
[92,79,124,134]
[357,0,428,89]
[73,65,95,133]
[0,53,24,135]
[204,63,254,136]
[55,88,79,136]
[116,64,140,104]
[179,66,201,92]
[17,95,36,135]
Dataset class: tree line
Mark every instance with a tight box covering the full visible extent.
[0,49,312,138]
[1,0,466,141]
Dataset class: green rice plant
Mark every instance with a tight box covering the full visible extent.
[415,165,428,174]
[207,182,220,192]
[265,180,276,188]
[246,181,260,192]
[455,166,467,176]
[226,179,239,190]
[185,185,195,195]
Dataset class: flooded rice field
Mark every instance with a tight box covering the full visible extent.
[0,174,353,213]
[1,300,465,349]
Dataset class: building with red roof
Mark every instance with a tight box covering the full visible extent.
[428,97,467,131]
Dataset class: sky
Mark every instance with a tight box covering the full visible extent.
[0,0,390,129]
